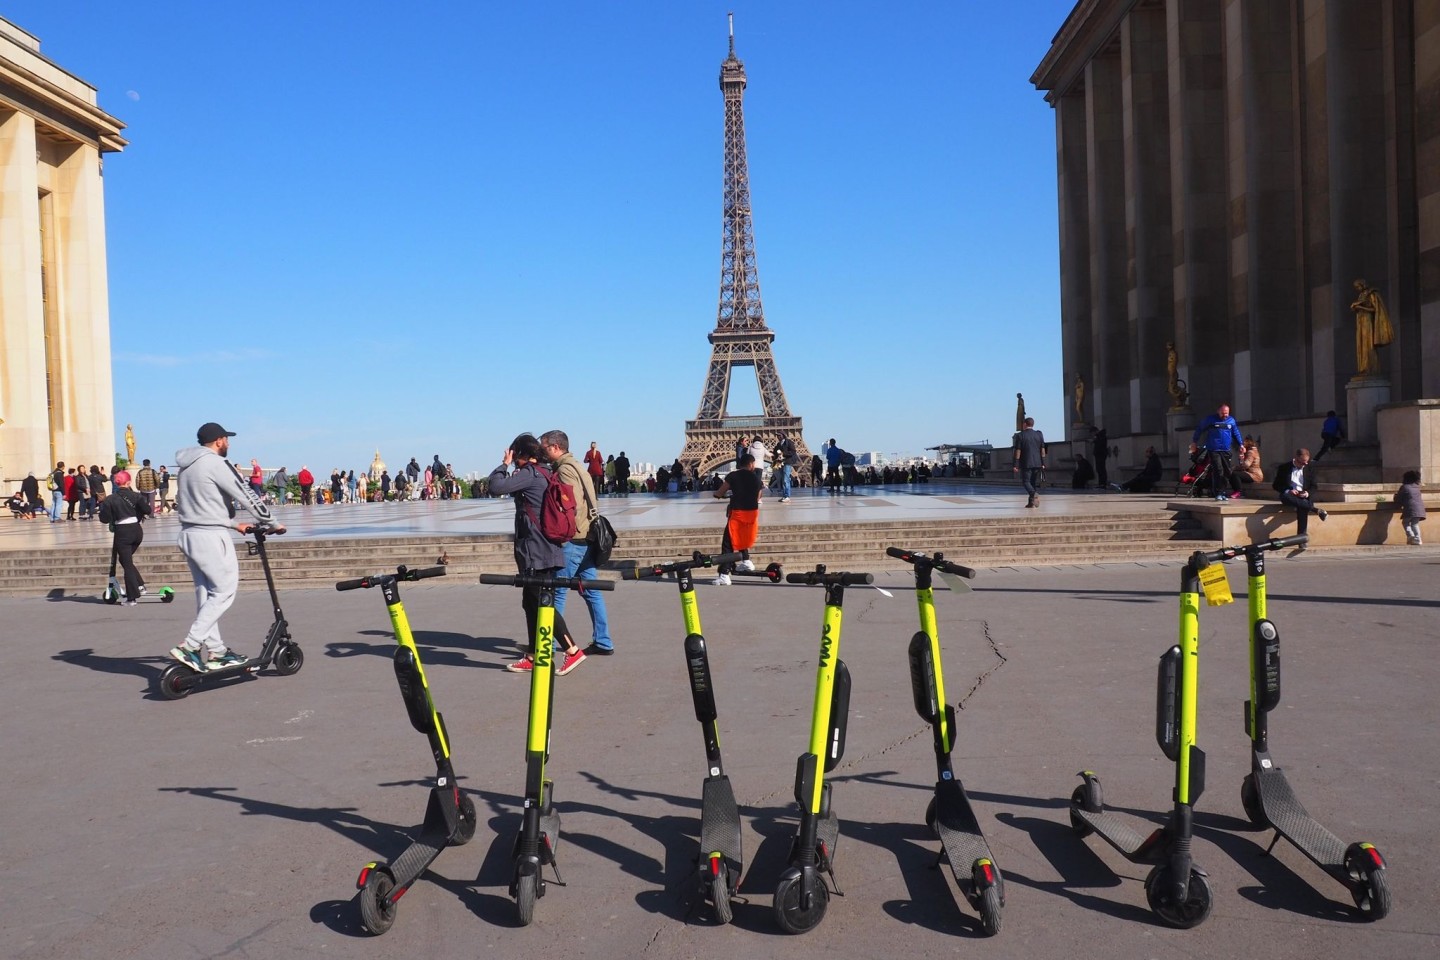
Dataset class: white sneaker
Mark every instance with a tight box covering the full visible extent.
[712,573,732,586]
[736,559,755,572]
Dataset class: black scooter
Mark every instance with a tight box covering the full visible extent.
[773,564,873,934]
[623,548,782,922]
[338,564,479,935]
[155,523,303,699]
[886,546,1004,935]
[1232,535,1391,919]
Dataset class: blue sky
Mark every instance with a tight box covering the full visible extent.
[12,1,1073,474]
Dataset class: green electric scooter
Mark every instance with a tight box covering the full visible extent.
[1232,535,1390,919]
[338,564,478,935]
[886,546,1004,935]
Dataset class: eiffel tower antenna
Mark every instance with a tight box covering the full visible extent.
[678,17,809,479]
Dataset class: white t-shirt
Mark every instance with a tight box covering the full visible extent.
[1289,465,1306,492]
[749,441,768,466]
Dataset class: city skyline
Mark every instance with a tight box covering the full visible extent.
[5,2,1071,474]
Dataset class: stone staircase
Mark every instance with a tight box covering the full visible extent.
[0,511,1215,598]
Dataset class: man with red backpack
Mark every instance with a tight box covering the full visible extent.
[488,433,586,676]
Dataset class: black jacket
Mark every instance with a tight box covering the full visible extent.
[1271,460,1316,495]
[99,488,152,524]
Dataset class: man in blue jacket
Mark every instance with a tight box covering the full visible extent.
[1192,403,1244,500]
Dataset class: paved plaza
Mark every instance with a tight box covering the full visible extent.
[3,531,1436,959]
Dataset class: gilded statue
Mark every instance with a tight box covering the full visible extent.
[1015,393,1026,433]
[1073,374,1085,421]
[1350,278,1394,377]
[1165,341,1189,409]
[125,424,136,465]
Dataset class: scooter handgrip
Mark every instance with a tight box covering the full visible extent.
[1269,534,1309,550]
[937,560,977,579]
[479,573,518,586]
[885,546,916,561]
[335,577,369,591]
[623,564,663,580]
[410,566,448,580]
[579,579,616,591]
[713,550,747,566]
[839,572,875,586]
[785,572,816,584]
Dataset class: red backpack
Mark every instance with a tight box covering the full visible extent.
[522,464,578,544]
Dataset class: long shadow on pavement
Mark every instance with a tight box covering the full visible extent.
[324,628,524,670]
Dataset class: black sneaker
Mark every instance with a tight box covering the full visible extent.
[584,643,614,657]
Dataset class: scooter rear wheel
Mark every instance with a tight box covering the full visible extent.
[273,643,304,676]
[773,872,828,934]
[1068,786,1095,837]
[1239,774,1270,829]
[160,588,176,603]
[451,794,477,846]
[1349,863,1391,921]
[710,870,734,924]
[977,882,1003,936]
[358,869,397,935]
[156,663,193,700]
[515,873,538,926]
[1144,864,1212,929]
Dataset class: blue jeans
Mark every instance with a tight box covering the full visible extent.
[780,464,792,498]
[1021,468,1043,498]
[554,540,611,650]
[49,490,62,521]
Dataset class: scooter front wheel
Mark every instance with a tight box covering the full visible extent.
[1144,864,1212,929]
[156,663,193,700]
[273,643,304,676]
[515,873,538,926]
[358,869,397,935]
[451,794,477,846]
[1068,786,1095,837]
[773,871,828,934]
[160,588,176,603]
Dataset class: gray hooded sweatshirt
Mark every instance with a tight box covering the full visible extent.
[175,445,273,529]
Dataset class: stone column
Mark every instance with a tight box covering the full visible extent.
[1057,92,1093,437]
[1415,0,1440,396]
[1123,5,1173,437]
[1086,51,1130,433]
[1225,0,1305,421]
[0,108,50,480]
[1168,0,1232,413]
[1382,0,1420,400]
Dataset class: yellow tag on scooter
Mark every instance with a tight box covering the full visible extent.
[1197,563,1233,606]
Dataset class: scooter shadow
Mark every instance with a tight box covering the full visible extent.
[1193,813,1363,921]
[45,588,122,604]
[53,647,175,698]
[325,629,524,670]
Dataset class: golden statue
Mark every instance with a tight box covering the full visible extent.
[124,424,136,465]
[1165,341,1189,408]
[1350,278,1394,377]
[1015,393,1026,433]
[1073,374,1085,421]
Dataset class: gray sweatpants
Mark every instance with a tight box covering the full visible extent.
[178,526,238,656]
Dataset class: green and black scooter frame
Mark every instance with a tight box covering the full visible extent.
[339,565,478,935]
[772,565,873,935]
[1069,548,1216,929]
[155,524,304,699]
[886,546,1004,936]
[101,541,175,604]
[478,571,616,926]
[624,548,779,923]
[1233,534,1390,919]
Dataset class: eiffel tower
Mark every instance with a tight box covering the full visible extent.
[678,17,809,479]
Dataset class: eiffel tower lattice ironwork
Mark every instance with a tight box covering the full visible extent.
[678,19,810,479]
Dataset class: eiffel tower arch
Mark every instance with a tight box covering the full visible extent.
[679,18,810,480]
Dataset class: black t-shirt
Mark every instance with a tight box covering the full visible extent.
[725,468,762,511]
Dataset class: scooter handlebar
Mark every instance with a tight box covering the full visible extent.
[336,564,448,591]
[620,549,749,580]
[1197,533,1310,564]
[785,570,874,587]
[335,576,370,591]
[885,546,977,579]
[479,572,615,591]
[401,565,448,582]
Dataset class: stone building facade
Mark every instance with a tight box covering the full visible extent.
[1032,0,1439,460]
[0,18,125,488]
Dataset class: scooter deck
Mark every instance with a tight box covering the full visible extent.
[698,775,743,864]
[933,780,995,877]
[1072,805,1166,863]
[387,787,456,887]
[1255,764,1346,869]
[815,814,840,858]
[539,809,562,860]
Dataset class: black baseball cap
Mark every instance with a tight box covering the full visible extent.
[197,422,237,444]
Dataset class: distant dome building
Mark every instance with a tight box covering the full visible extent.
[370,449,386,477]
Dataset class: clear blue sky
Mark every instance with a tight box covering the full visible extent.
[12,1,1074,474]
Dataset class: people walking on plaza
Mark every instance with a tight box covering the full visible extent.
[711,452,762,586]
[269,465,288,506]
[541,430,614,657]
[298,465,314,505]
[1012,417,1047,507]
[88,466,106,517]
[1313,410,1346,461]
[810,452,824,491]
[1118,447,1164,493]
[604,454,616,496]
[825,438,843,493]
[405,457,421,498]
[1193,403,1244,500]
[614,451,631,497]
[748,436,768,487]
[776,431,798,502]
[134,459,160,515]
[20,470,43,516]
[1271,448,1327,540]
[74,465,92,519]
[584,441,605,494]
[489,433,585,676]
[47,462,65,521]
[168,422,285,672]
[1090,426,1110,489]
[1393,470,1426,545]
[357,471,369,503]
[99,470,152,606]
[249,459,264,499]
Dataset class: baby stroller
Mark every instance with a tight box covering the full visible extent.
[1176,448,1212,498]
